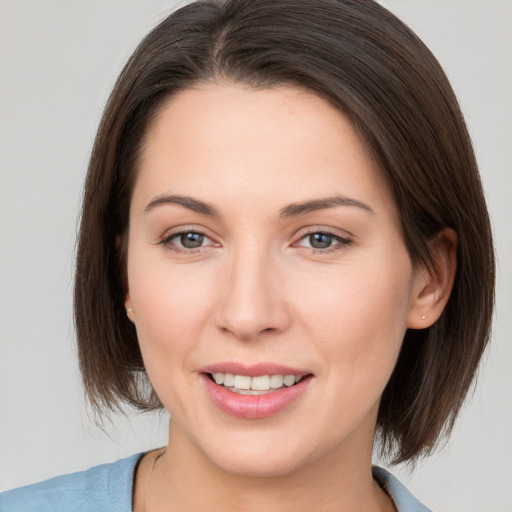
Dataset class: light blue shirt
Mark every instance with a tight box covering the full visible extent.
[0,454,432,511]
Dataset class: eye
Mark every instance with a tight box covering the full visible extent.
[159,230,216,252]
[306,233,335,249]
[294,231,352,252]
[176,232,206,249]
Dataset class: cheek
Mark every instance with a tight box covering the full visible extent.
[290,252,414,376]
[126,260,219,419]
[127,258,217,368]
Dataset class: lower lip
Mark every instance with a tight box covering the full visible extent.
[201,374,312,419]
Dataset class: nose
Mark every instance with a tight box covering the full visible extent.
[215,245,291,341]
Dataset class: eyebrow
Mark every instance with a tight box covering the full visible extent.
[144,193,374,217]
[279,195,374,217]
[145,194,219,216]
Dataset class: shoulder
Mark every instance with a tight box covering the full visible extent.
[0,453,143,512]
[372,466,432,512]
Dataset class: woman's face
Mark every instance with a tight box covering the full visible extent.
[125,84,425,476]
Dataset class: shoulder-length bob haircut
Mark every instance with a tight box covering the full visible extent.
[75,0,494,464]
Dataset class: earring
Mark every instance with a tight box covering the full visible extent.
[126,307,135,321]
[421,315,427,320]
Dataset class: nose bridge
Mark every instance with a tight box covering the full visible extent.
[216,239,289,339]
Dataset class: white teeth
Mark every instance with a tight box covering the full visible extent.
[269,375,284,389]
[283,375,296,387]
[210,373,305,393]
[223,373,235,387]
[251,375,271,391]
[233,375,251,390]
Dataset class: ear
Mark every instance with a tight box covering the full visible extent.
[407,228,458,329]
[125,292,135,324]
[116,234,134,323]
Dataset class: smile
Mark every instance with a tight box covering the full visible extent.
[209,373,304,395]
[201,364,313,419]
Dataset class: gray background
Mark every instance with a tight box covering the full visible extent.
[1,1,511,510]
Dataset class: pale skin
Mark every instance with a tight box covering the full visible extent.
[124,84,457,512]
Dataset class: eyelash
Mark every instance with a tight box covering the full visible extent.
[158,230,216,254]
[158,229,353,255]
[294,230,353,254]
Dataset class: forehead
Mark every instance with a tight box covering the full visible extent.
[134,84,395,218]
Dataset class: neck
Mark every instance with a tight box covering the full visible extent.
[135,420,395,512]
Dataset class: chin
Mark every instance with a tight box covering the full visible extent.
[195,428,323,479]
[211,449,308,478]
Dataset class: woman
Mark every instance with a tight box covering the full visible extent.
[1,0,495,511]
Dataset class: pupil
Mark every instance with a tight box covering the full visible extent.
[180,232,204,248]
[310,233,332,249]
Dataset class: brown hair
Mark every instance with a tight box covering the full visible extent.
[74,0,495,464]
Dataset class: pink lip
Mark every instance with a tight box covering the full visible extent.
[199,362,313,419]
[200,362,310,377]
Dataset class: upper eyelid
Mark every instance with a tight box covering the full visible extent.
[293,225,354,240]
[299,231,347,241]
[294,232,351,247]
[160,225,215,240]
[163,230,216,245]
[157,226,353,249]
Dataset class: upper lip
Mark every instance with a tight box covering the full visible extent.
[199,362,311,377]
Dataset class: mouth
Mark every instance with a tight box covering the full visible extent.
[205,372,308,395]
[200,365,313,419]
